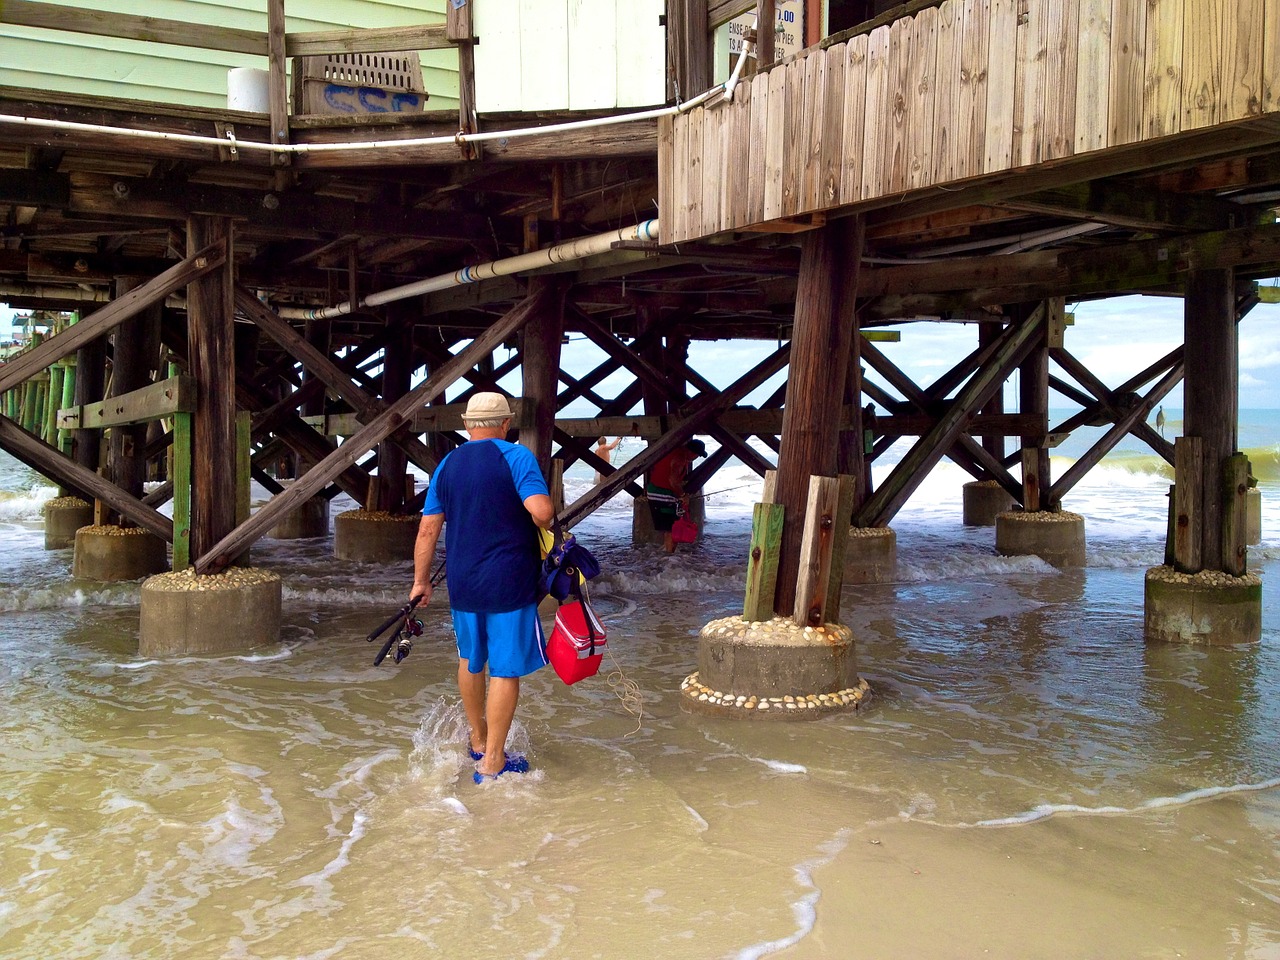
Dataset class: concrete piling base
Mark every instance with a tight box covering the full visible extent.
[995,510,1086,567]
[962,480,1015,526]
[268,494,330,539]
[1246,488,1261,545]
[72,525,168,581]
[680,615,870,720]
[1144,565,1262,644]
[139,567,283,656]
[43,496,93,549]
[632,495,705,547]
[333,509,419,562]
[844,527,896,583]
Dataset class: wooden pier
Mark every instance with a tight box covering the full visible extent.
[0,0,1276,650]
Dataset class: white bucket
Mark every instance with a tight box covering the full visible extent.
[227,67,271,113]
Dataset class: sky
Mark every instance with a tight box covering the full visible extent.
[5,290,1280,411]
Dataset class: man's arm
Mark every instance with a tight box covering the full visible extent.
[524,493,554,529]
[411,512,444,603]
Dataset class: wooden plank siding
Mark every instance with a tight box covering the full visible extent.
[0,0,459,111]
[660,0,1280,244]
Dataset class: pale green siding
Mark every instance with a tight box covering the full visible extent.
[0,0,459,111]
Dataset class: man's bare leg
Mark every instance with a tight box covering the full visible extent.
[476,676,520,776]
[457,659,487,756]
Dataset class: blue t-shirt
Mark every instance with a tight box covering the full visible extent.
[423,439,549,612]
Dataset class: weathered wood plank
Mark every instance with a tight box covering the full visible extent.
[285,24,452,57]
[906,5,939,188]
[983,0,1017,173]
[822,474,857,623]
[747,71,770,225]
[1173,435,1204,572]
[685,105,706,241]
[672,112,689,242]
[1144,0,1183,138]
[793,475,841,627]
[1266,0,1280,114]
[657,115,676,238]
[1013,0,1048,167]
[861,25,891,198]
[932,0,961,184]
[840,33,869,201]
[780,55,811,217]
[1042,0,1079,159]
[1075,0,1112,153]
[267,0,289,164]
[1220,0,1266,122]
[726,78,752,230]
[743,502,785,622]
[798,49,828,215]
[954,0,990,179]
[702,99,724,233]
[817,41,847,210]
[57,375,194,430]
[885,15,913,194]
[1109,0,1147,146]
[764,63,789,219]
[1222,452,1251,576]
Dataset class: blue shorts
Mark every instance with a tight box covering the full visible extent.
[452,605,548,678]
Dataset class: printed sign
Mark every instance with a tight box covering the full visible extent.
[729,0,804,64]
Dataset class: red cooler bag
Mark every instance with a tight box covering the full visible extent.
[548,599,607,684]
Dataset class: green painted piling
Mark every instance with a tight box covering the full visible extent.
[172,411,193,572]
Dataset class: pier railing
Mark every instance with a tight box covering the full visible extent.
[659,0,1280,244]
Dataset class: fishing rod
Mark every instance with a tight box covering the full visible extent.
[366,561,444,666]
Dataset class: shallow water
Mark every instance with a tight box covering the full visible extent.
[1,447,1279,960]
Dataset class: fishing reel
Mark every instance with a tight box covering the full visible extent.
[395,615,424,664]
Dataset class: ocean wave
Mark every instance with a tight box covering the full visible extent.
[0,584,142,612]
[972,775,1280,827]
[0,485,58,522]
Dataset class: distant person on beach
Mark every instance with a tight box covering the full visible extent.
[1155,406,1166,437]
[646,438,706,553]
[411,392,553,784]
[594,436,621,484]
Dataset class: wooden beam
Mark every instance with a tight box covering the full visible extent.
[1001,182,1246,232]
[57,375,194,430]
[284,23,452,57]
[193,288,550,572]
[0,242,225,395]
[0,415,172,541]
[855,306,1047,526]
[1049,360,1184,504]
[267,0,289,166]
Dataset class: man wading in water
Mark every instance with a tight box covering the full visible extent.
[411,392,554,783]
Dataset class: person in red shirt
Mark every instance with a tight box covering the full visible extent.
[645,438,706,553]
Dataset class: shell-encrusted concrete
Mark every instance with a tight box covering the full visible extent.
[682,615,869,720]
[995,509,1086,567]
[268,486,330,539]
[43,496,93,549]
[139,566,282,656]
[333,509,419,562]
[1144,565,1262,645]
[72,524,168,581]
[962,480,1015,527]
[844,526,896,584]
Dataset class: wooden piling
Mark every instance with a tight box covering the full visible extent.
[1184,268,1237,570]
[773,217,863,616]
[186,215,238,567]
